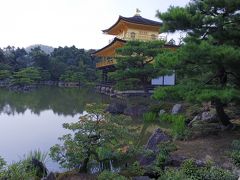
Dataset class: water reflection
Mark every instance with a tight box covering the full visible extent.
[0,87,107,116]
[0,87,109,171]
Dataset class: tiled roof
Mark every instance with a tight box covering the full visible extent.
[102,15,162,33]
[92,37,126,55]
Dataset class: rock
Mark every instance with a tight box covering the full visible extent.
[31,158,48,178]
[100,87,106,92]
[105,87,110,93]
[124,105,148,116]
[110,88,114,93]
[167,155,205,167]
[158,109,166,116]
[188,109,218,127]
[190,121,221,138]
[145,128,170,152]
[140,129,170,166]
[110,93,116,98]
[139,154,156,167]
[166,154,187,167]
[132,176,151,180]
[105,102,126,114]
[195,160,205,167]
[201,110,217,122]
[188,115,200,127]
[171,104,182,115]
[42,172,56,180]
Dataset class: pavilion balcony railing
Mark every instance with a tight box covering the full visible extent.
[96,58,116,68]
[118,34,167,42]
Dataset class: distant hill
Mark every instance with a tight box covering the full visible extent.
[25,44,55,54]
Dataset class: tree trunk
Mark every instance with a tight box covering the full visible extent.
[79,153,90,173]
[143,84,149,94]
[214,99,232,126]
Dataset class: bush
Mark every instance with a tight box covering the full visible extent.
[50,104,137,172]
[158,169,190,180]
[181,160,199,179]
[126,161,144,176]
[229,140,240,167]
[98,170,127,180]
[159,114,175,123]
[0,156,6,170]
[171,115,189,139]
[0,160,38,180]
[159,114,189,139]
[156,142,177,168]
[0,150,48,179]
[158,159,238,180]
[143,112,157,123]
[199,166,238,180]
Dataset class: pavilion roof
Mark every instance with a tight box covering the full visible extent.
[102,15,162,34]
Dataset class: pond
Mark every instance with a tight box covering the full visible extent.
[0,86,156,172]
[0,87,109,171]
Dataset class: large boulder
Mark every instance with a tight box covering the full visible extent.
[105,102,126,114]
[145,128,170,152]
[171,104,182,115]
[43,172,56,180]
[139,128,170,166]
[188,109,218,127]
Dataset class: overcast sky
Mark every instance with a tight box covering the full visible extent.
[0,0,189,49]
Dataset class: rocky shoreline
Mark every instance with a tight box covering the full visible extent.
[95,84,154,98]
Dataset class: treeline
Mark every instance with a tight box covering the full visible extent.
[0,46,99,86]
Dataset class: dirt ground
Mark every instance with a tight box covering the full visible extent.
[173,121,240,170]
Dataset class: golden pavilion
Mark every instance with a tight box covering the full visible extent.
[94,10,175,85]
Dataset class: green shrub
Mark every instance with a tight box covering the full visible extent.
[199,166,238,180]
[229,140,240,167]
[158,160,238,180]
[159,114,189,139]
[171,115,189,139]
[0,150,48,179]
[156,142,177,168]
[126,161,144,176]
[0,160,38,180]
[114,78,141,91]
[181,160,199,179]
[158,169,191,180]
[23,149,48,164]
[159,114,175,123]
[0,156,6,171]
[230,151,240,167]
[143,112,157,123]
[98,170,127,180]
[148,104,162,114]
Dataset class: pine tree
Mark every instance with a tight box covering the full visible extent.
[154,0,240,127]
[111,40,165,93]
